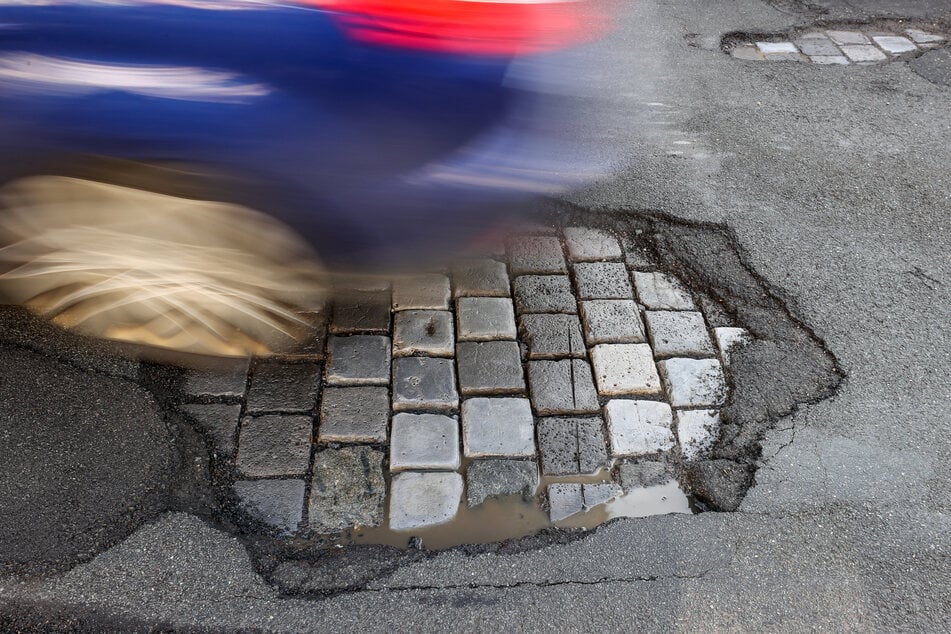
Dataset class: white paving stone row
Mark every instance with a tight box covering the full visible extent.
[461,397,535,457]
[590,343,662,396]
[604,400,676,457]
[676,409,722,460]
[389,413,460,471]
[389,471,463,530]
[658,358,726,408]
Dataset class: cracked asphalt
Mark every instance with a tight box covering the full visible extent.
[1,0,949,630]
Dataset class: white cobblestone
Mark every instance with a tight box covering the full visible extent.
[604,399,675,457]
[582,482,623,509]
[456,297,517,341]
[393,310,454,357]
[658,358,726,408]
[644,310,714,358]
[389,413,460,471]
[563,227,622,261]
[756,41,798,55]
[713,327,752,366]
[580,299,645,344]
[872,35,917,54]
[461,397,535,457]
[632,271,695,310]
[548,483,583,521]
[676,409,722,460]
[590,343,662,396]
[905,29,945,45]
[826,30,870,46]
[840,45,887,62]
[810,55,850,65]
[389,471,463,530]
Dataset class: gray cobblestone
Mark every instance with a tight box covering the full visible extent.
[393,310,454,357]
[389,413,460,471]
[392,274,451,311]
[507,236,567,275]
[183,357,249,399]
[582,482,622,509]
[234,479,305,535]
[389,471,463,530]
[326,335,391,386]
[392,357,458,411]
[456,341,525,396]
[563,227,622,261]
[841,44,887,62]
[461,397,535,457]
[513,275,576,314]
[573,262,633,300]
[309,446,385,532]
[317,386,389,444]
[451,259,510,297]
[236,415,312,478]
[456,297,517,341]
[527,359,599,415]
[618,460,674,490]
[330,291,391,334]
[644,311,714,357]
[538,417,609,475]
[603,399,675,456]
[676,409,721,460]
[590,343,662,396]
[658,358,726,407]
[826,30,869,45]
[794,34,839,56]
[246,361,321,414]
[518,313,586,358]
[181,403,241,459]
[548,483,583,521]
[580,299,645,344]
[465,459,538,507]
[632,272,695,310]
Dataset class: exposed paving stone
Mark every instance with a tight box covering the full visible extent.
[513,275,576,313]
[527,359,599,415]
[180,403,241,458]
[841,44,887,62]
[392,357,458,411]
[794,34,839,57]
[317,386,389,444]
[309,446,385,532]
[756,41,798,56]
[582,482,622,509]
[519,313,586,358]
[537,417,609,475]
[233,479,305,535]
[456,341,525,396]
[730,44,762,61]
[658,358,726,408]
[644,311,714,358]
[507,236,567,274]
[389,471,463,530]
[906,29,945,45]
[810,55,849,65]
[393,310,454,357]
[713,327,752,366]
[246,361,321,414]
[572,262,633,300]
[389,413,460,471]
[618,460,674,490]
[590,343,662,396]
[236,415,312,478]
[632,271,695,310]
[392,274,451,311]
[603,399,675,457]
[563,227,622,261]
[461,397,535,457]
[465,459,539,507]
[456,297,517,341]
[183,357,250,399]
[676,409,722,460]
[330,291,391,334]
[451,259,510,297]
[326,335,391,386]
[827,30,869,46]
[580,299,645,344]
[872,35,916,54]
[548,483,583,521]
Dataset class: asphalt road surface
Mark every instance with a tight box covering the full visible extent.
[1,0,949,631]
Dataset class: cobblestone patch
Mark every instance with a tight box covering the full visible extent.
[466,459,539,507]
[456,297,517,341]
[519,313,587,358]
[393,310,454,357]
[389,413,460,471]
[456,341,525,395]
[326,335,390,386]
[389,471,463,530]
[310,446,386,533]
[236,415,312,478]
[317,386,389,444]
[580,299,645,345]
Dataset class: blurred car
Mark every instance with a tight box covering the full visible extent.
[0,0,614,356]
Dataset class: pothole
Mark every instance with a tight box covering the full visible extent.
[723,24,947,64]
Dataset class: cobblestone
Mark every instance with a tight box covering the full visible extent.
[326,335,391,386]
[580,299,645,344]
[389,413,460,471]
[236,415,312,478]
[392,274,451,311]
[456,341,525,396]
[465,459,538,507]
[317,386,389,444]
[451,259,510,297]
[872,35,916,54]
[658,358,726,408]
[180,403,241,458]
[456,297,517,341]
[604,399,675,457]
[906,29,945,45]
[330,291,391,334]
[183,357,249,399]
[618,460,674,490]
[563,227,622,261]
[514,275,576,313]
[794,34,839,57]
[841,44,887,62]
[393,310,454,357]
[461,397,535,457]
[582,482,622,509]
[644,311,714,358]
[389,471,463,530]
[507,236,567,274]
[233,479,304,535]
[632,271,695,310]
[519,313,586,358]
[309,446,385,532]
[392,357,458,411]
[590,343,662,396]
[246,361,321,414]
[537,417,608,475]
[676,409,722,460]
[827,30,869,45]
[713,327,752,365]
[527,359,599,415]
[573,262,633,300]
[548,483,583,521]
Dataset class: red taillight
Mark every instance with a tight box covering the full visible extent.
[301,1,610,56]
